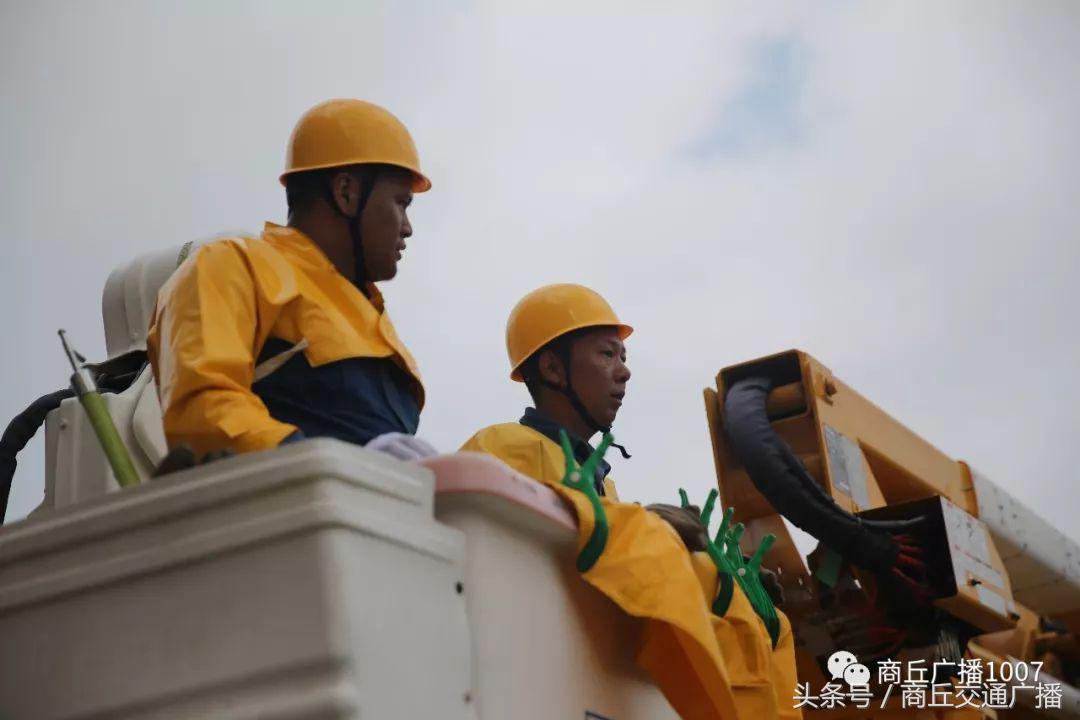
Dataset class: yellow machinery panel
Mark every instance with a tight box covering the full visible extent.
[704,350,1080,719]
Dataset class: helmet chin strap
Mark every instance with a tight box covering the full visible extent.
[326,168,378,290]
[542,343,631,460]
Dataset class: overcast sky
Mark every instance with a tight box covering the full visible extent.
[2,2,1077,548]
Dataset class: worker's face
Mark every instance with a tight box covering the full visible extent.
[359,169,414,281]
[564,327,631,428]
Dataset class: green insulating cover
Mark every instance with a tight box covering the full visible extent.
[81,392,141,488]
[814,546,843,589]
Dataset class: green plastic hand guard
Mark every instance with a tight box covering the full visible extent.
[681,488,781,647]
[560,429,613,573]
[682,488,738,615]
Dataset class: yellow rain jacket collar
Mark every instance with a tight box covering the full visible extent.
[264,223,378,302]
[460,422,619,499]
[518,407,612,495]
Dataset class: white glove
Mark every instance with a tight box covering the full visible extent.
[366,432,439,462]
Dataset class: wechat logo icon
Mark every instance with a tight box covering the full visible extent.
[828,650,871,686]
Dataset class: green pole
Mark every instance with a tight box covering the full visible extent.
[59,330,141,488]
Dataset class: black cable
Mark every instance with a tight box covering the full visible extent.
[723,376,919,575]
[1,389,75,523]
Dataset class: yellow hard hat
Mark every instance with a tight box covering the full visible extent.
[280,99,431,192]
[506,284,633,381]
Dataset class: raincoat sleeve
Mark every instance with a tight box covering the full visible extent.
[148,240,298,458]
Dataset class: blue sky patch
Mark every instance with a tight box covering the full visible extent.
[688,36,806,160]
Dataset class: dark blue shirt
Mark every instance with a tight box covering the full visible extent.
[253,337,420,446]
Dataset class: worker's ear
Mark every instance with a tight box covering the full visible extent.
[537,348,566,390]
[330,171,360,217]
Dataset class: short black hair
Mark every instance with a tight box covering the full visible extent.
[520,327,595,402]
[284,167,337,215]
[285,164,411,215]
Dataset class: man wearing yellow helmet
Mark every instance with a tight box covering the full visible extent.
[462,284,707,541]
[461,284,632,497]
[147,99,434,462]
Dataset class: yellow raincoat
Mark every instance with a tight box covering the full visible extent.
[690,553,802,720]
[772,612,801,720]
[462,423,739,720]
[147,223,423,458]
